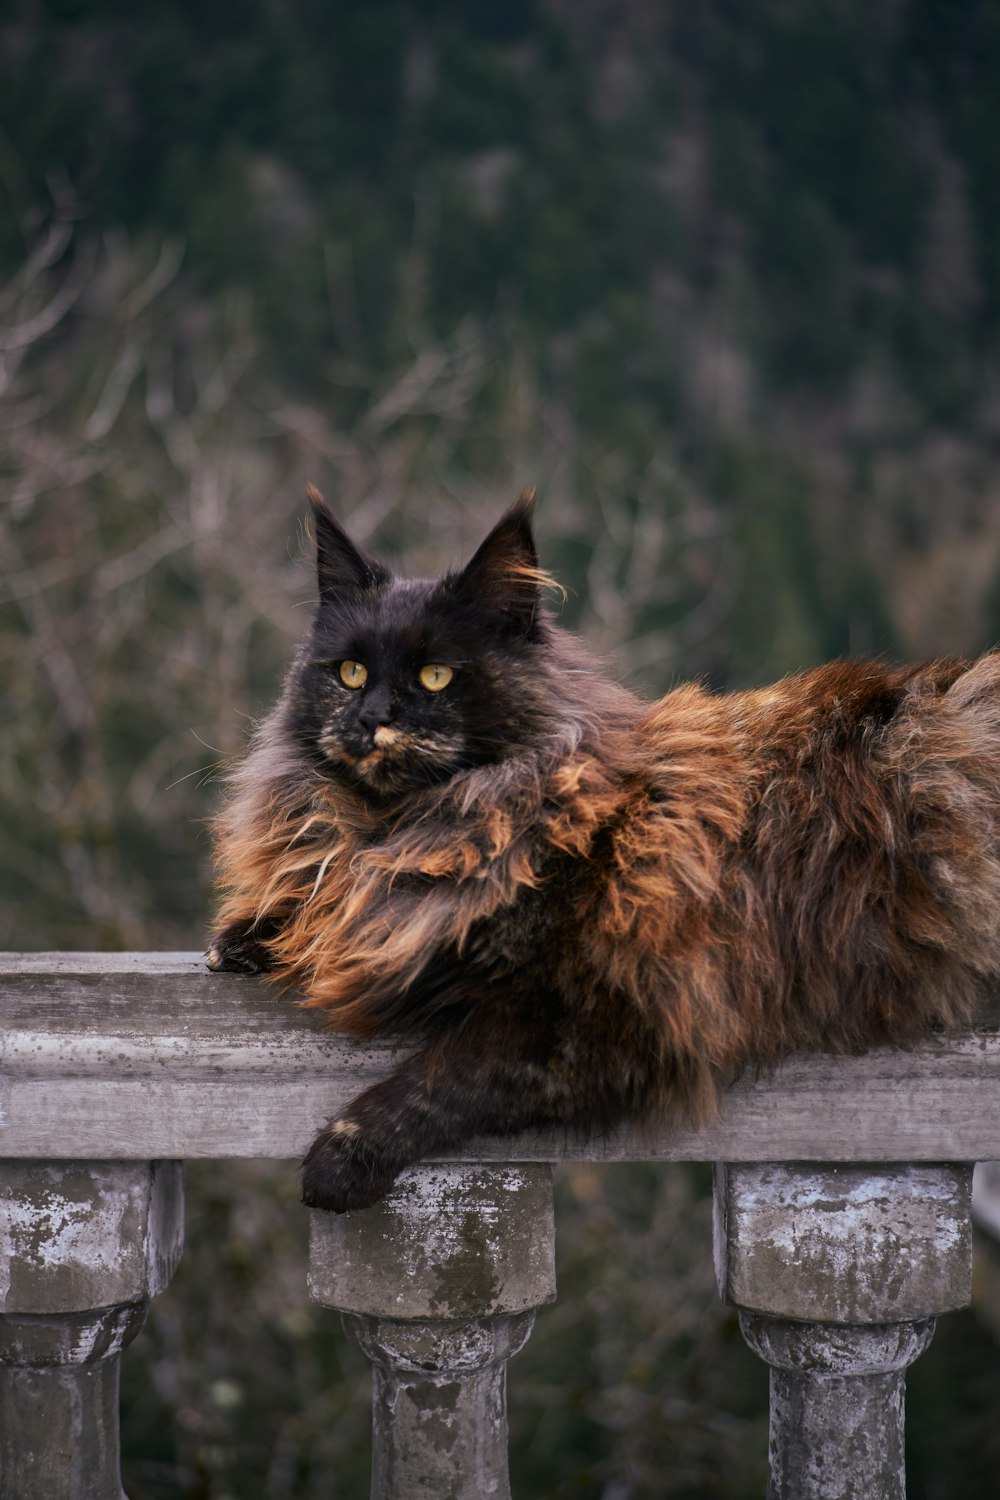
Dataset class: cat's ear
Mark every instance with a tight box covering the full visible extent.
[307,486,389,602]
[446,488,545,632]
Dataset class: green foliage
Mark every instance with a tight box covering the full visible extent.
[4,2,1000,1494]
[7,0,998,427]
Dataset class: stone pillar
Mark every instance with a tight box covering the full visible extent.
[0,1160,184,1500]
[308,1163,556,1500]
[714,1162,973,1500]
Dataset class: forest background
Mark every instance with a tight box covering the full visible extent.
[4,2,1000,1496]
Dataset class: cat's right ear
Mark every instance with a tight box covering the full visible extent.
[307,486,389,602]
[443,487,551,634]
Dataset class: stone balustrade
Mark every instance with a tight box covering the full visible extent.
[2,952,999,1499]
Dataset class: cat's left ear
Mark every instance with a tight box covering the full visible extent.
[307,486,389,602]
[445,488,544,633]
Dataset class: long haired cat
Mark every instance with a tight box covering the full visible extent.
[208,488,1000,1212]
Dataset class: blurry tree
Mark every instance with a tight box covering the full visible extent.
[4,0,1000,1494]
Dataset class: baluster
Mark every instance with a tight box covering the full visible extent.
[714,1162,973,1500]
[308,1163,556,1500]
[0,1159,184,1500]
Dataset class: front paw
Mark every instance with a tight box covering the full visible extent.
[301,1121,399,1213]
[206,921,275,974]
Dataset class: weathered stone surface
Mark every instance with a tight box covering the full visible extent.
[309,1163,556,1320]
[714,1162,973,1322]
[0,955,990,1499]
[0,1160,184,1314]
[2,954,1000,1163]
[718,1164,973,1499]
[0,1344,138,1499]
[740,1313,935,1500]
[345,1311,536,1500]
[0,1161,184,1500]
[310,1165,555,1500]
[0,1305,147,1367]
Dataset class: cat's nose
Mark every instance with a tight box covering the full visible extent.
[359,686,393,733]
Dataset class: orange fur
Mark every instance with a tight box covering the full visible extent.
[214,654,1000,1105]
[208,497,1000,1211]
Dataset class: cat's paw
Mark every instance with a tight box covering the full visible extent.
[205,922,275,974]
[301,1120,399,1213]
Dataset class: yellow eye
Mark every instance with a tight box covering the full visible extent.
[339,660,368,689]
[419,663,454,692]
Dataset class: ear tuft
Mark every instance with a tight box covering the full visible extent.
[306,486,390,601]
[443,487,557,635]
[509,485,536,522]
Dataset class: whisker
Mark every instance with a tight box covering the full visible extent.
[165,759,226,792]
[189,729,229,754]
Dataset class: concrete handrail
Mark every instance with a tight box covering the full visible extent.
[2,951,999,1161]
[0,952,993,1500]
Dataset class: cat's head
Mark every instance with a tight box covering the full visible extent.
[286,487,562,800]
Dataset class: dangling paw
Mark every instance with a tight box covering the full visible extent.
[301,1120,399,1213]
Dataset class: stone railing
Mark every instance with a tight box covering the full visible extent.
[2,953,999,1500]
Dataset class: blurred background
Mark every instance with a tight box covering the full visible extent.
[3,2,1000,1495]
